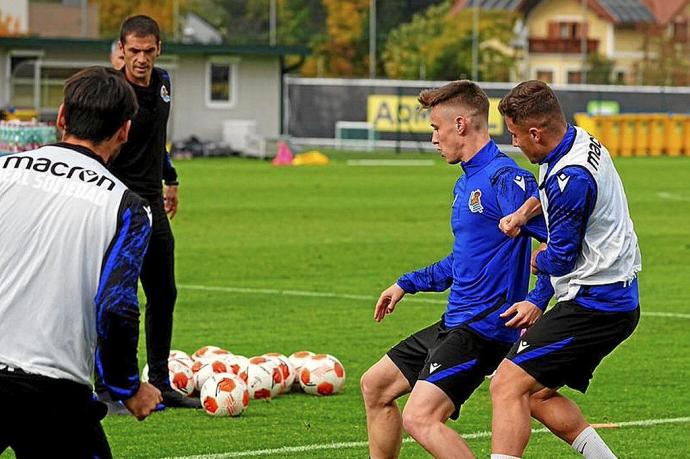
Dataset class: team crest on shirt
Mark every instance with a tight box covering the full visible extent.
[468,189,484,213]
[160,85,170,103]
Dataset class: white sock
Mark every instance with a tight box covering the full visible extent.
[491,455,521,459]
[571,426,617,459]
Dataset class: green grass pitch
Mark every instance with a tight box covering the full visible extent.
[3,152,689,458]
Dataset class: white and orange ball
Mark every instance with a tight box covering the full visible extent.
[223,355,250,383]
[263,353,296,393]
[200,373,249,417]
[247,356,283,400]
[192,358,233,392]
[192,345,232,361]
[288,351,315,391]
[299,354,345,396]
[169,350,194,368]
[141,361,195,397]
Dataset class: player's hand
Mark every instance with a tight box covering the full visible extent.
[531,243,547,274]
[164,185,179,219]
[501,301,542,328]
[124,382,162,421]
[499,212,526,238]
[374,283,405,323]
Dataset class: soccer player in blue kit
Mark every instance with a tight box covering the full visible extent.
[490,80,641,459]
[360,80,550,459]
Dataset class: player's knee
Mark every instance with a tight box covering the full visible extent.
[360,368,382,406]
[490,367,516,402]
[401,408,430,440]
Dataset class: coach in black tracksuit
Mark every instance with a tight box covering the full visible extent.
[99,15,197,409]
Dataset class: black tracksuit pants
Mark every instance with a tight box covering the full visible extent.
[0,368,111,458]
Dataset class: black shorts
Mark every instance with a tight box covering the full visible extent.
[387,320,512,420]
[0,367,111,459]
[506,300,640,393]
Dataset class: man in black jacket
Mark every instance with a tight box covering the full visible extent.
[100,15,196,410]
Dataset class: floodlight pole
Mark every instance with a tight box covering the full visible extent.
[370,0,377,79]
[80,0,88,37]
[472,0,479,81]
[581,0,588,83]
[270,0,277,46]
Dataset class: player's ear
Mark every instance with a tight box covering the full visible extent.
[455,115,466,135]
[56,104,66,134]
[157,41,161,57]
[528,127,541,143]
[119,120,132,144]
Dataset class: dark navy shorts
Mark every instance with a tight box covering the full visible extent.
[506,300,640,392]
[387,320,512,420]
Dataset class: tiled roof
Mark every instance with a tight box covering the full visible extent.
[597,0,655,24]
[454,0,687,25]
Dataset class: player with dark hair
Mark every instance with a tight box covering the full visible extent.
[97,15,195,410]
[490,80,641,459]
[360,80,549,459]
[0,66,161,458]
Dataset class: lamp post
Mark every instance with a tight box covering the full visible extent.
[580,0,588,83]
[472,0,479,81]
[270,0,277,46]
[369,0,377,79]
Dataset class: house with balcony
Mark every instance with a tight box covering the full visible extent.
[454,0,690,85]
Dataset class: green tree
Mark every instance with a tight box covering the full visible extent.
[94,0,187,40]
[587,53,615,84]
[383,4,518,81]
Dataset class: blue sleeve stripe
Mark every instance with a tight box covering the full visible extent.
[94,347,138,399]
[512,337,574,365]
[95,208,132,327]
[425,359,478,383]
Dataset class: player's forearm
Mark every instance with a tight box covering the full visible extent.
[515,196,542,221]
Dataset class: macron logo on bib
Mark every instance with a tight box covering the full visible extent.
[557,173,570,192]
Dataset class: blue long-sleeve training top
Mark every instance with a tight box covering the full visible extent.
[532,125,639,312]
[397,140,548,343]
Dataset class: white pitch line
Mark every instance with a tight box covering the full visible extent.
[177,284,690,319]
[346,159,435,166]
[657,192,690,202]
[163,416,690,459]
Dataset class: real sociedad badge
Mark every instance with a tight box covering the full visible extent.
[160,85,170,103]
[468,189,484,213]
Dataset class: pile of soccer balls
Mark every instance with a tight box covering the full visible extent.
[142,347,345,417]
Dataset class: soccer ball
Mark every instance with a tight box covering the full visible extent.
[299,354,345,396]
[141,361,195,397]
[192,358,233,392]
[263,353,296,393]
[192,345,232,361]
[247,356,283,400]
[200,373,249,417]
[288,351,315,391]
[169,350,194,367]
[223,354,250,383]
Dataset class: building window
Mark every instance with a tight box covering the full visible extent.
[536,70,554,83]
[206,58,238,108]
[8,53,40,109]
[567,70,583,84]
[40,66,82,110]
[615,71,625,84]
[549,21,587,40]
[673,18,688,43]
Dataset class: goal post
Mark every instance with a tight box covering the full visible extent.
[334,121,377,151]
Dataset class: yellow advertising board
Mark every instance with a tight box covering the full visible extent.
[367,95,504,136]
